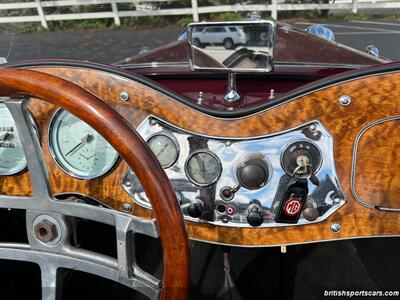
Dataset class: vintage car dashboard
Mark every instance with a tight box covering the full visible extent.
[1,61,400,247]
[122,117,345,228]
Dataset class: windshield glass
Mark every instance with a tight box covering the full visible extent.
[0,2,396,68]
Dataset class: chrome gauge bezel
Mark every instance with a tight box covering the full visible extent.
[280,139,323,177]
[48,108,120,180]
[0,103,37,176]
[185,149,222,187]
[146,131,180,169]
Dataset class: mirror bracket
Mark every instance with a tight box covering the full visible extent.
[224,72,242,105]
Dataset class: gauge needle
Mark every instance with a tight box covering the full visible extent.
[155,144,169,157]
[65,134,92,156]
[201,160,206,177]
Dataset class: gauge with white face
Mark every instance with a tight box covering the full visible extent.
[147,133,179,168]
[185,150,222,186]
[49,109,119,179]
[0,103,27,175]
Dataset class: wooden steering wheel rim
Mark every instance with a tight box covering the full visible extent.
[0,69,190,300]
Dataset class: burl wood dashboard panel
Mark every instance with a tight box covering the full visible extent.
[1,65,400,247]
[354,118,400,210]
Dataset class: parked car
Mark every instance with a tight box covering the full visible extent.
[0,19,399,300]
[192,25,247,49]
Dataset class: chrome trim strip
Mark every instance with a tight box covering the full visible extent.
[351,115,400,211]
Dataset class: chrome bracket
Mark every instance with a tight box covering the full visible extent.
[223,73,242,105]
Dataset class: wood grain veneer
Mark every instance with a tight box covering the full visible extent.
[354,118,400,209]
[2,65,400,247]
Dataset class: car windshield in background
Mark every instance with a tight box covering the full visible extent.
[0,2,398,68]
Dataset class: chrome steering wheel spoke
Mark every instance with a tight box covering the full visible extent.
[5,98,52,201]
[0,98,161,299]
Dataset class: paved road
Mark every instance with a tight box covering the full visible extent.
[0,21,399,64]
[0,26,182,64]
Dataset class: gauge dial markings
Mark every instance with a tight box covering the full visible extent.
[185,150,222,187]
[0,103,27,176]
[49,109,119,179]
[147,133,179,168]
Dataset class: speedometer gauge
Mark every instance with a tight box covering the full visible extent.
[185,150,222,186]
[49,109,119,179]
[147,133,179,168]
[0,103,27,175]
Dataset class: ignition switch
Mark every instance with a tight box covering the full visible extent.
[281,141,321,186]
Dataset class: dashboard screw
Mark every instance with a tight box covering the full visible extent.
[125,180,132,187]
[120,91,130,101]
[309,124,317,132]
[225,141,232,146]
[333,197,341,204]
[149,119,157,126]
[330,223,341,233]
[339,95,351,106]
[122,203,132,213]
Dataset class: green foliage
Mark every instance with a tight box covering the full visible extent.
[279,8,328,20]
[177,17,193,27]
[53,19,112,30]
[209,12,243,22]
[18,24,47,33]
[121,16,169,27]
[343,12,369,21]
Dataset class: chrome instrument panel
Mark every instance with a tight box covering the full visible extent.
[122,116,346,228]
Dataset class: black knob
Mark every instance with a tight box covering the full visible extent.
[247,205,263,227]
[237,156,269,190]
[187,201,203,218]
[303,207,319,221]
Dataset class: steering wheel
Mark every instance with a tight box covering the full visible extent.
[0,69,190,300]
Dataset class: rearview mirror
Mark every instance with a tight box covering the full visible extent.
[188,21,276,73]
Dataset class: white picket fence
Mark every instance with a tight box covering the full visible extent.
[0,0,398,29]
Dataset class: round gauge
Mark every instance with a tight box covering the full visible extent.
[185,150,222,187]
[49,109,119,179]
[147,133,179,168]
[0,103,27,175]
[281,141,322,177]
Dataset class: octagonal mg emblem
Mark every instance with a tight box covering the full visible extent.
[284,197,302,216]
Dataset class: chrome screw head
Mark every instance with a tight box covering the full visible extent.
[125,180,132,187]
[333,197,341,205]
[122,203,132,213]
[330,223,341,233]
[120,91,130,101]
[339,95,351,106]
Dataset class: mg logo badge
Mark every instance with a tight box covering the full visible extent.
[284,197,302,216]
